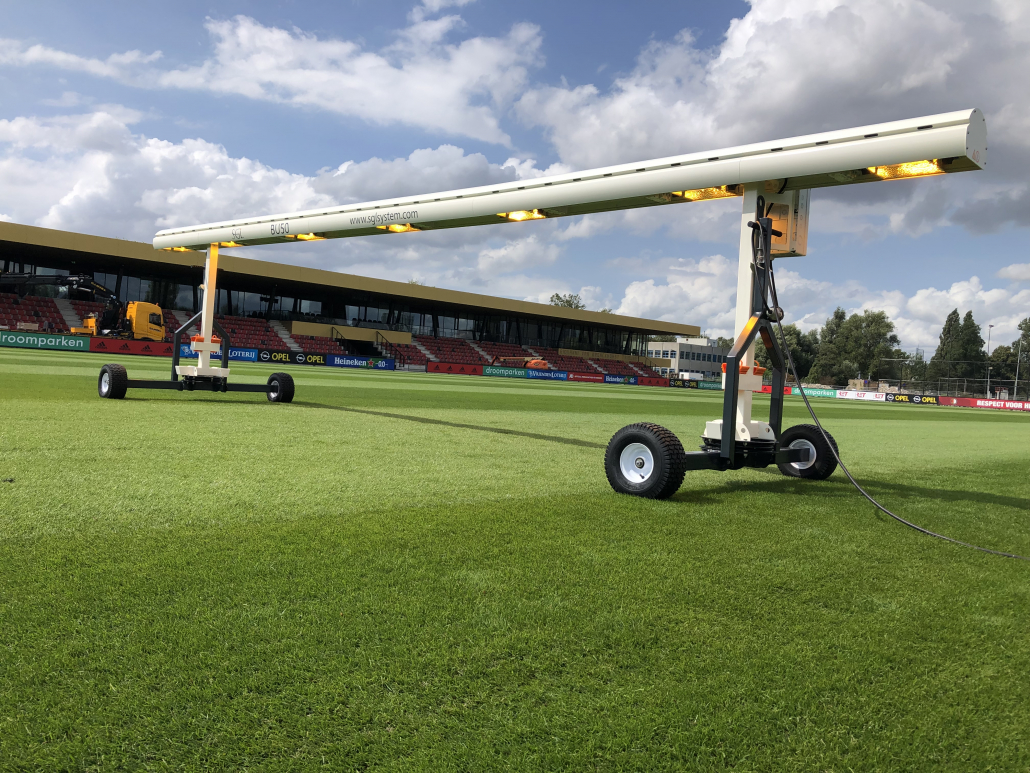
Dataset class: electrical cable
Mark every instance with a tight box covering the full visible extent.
[750,218,1030,562]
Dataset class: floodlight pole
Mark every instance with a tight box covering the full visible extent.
[1016,337,1023,399]
[726,185,762,433]
[171,242,230,381]
[734,187,761,369]
[198,243,219,371]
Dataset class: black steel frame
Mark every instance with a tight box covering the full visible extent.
[122,312,267,394]
[681,196,806,472]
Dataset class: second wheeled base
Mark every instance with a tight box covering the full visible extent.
[681,442,810,472]
[605,422,836,499]
[97,363,296,403]
[123,377,269,393]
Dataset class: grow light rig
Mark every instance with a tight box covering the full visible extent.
[95,241,296,403]
[114,109,988,495]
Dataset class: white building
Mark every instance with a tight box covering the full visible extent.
[647,337,729,380]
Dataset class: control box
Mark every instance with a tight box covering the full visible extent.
[760,188,810,257]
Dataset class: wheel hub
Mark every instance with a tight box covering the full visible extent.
[788,438,816,470]
[100,372,110,394]
[620,442,654,482]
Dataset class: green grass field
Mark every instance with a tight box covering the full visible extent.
[2,348,1029,771]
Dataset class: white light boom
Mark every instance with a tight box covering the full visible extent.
[153,109,986,251]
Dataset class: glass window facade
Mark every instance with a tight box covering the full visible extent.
[3,251,670,358]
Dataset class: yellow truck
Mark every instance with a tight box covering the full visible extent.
[0,272,166,341]
[73,300,165,341]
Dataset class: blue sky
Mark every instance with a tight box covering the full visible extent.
[1,0,1027,349]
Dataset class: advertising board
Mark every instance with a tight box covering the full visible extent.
[836,390,886,402]
[527,369,567,381]
[939,397,1030,411]
[258,349,327,366]
[758,385,792,394]
[326,354,395,370]
[637,377,670,387]
[792,387,837,398]
[92,338,176,356]
[427,362,483,375]
[604,374,638,385]
[885,393,939,405]
[483,365,527,378]
[0,330,90,351]
[568,372,604,383]
[697,380,722,390]
[178,343,258,362]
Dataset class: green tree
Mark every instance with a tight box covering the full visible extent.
[845,310,902,379]
[755,323,820,380]
[808,308,900,385]
[1011,317,1030,360]
[715,336,735,349]
[1013,318,1030,398]
[807,308,849,385]
[954,310,986,378]
[549,293,586,310]
[926,309,961,381]
[987,344,1016,383]
[903,349,928,384]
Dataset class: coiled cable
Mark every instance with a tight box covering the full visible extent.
[750,218,1029,561]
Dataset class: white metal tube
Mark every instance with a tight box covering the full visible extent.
[153,109,986,251]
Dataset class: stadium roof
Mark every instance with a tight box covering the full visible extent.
[0,221,700,337]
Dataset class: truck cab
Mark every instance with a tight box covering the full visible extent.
[125,302,165,341]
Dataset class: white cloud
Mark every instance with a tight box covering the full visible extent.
[615,254,739,334]
[476,234,560,274]
[556,195,741,244]
[2,2,1028,336]
[0,107,564,300]
[158,15,542,145]
[0,39,161,78]
[410,0,477,23]
[39,91,91,108]
[0,108,564,241]
[998,262,1030,282]
[577,285,612,311]
[516,0,1020,167]
[500,157,574,180]
[515,0,1030,238]
[315,145,517,203]
[0,14,541,146]
[611,255,1030,349]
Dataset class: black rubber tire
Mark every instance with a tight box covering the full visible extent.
[98,364,128,399]
[777,423,838,480]
[605,422,687,499]
[266,372,295,403]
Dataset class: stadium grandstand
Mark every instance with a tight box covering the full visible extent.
[0,221,698,371]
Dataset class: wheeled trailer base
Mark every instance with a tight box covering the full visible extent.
[94,252,297,405]
[603,421,831,499]
[97,364,296,402]
[605,196,838,500]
